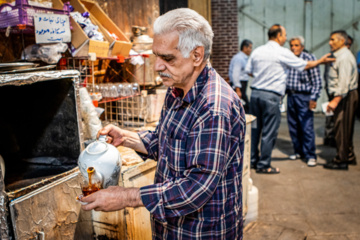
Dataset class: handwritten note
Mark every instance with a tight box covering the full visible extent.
[34,13,71,43]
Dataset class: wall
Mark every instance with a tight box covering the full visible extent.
[237,0,360,109]
[211,0,239,80]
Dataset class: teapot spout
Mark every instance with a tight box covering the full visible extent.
[86,166,103,188]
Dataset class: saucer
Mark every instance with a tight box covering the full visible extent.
[76,195,89,205]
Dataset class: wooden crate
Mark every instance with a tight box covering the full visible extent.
[92,147,156,240]
[243,114,256,217]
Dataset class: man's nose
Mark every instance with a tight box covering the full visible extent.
[154,57,166,72]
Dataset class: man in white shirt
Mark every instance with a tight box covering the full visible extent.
[229,39,253,112]
[245,24,334,174]
[324,30,358,170]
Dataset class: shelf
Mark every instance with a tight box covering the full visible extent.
[98,93,140,104]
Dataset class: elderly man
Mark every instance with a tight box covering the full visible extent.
[286,36,322,167]
[81,8,246,239]
[324,30,358,170]
[229,39,253,112]
[245,24,334,174]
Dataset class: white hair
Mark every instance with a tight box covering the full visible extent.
[153,8,214,61]
[290,36,305,46]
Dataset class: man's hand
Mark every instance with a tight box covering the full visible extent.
[309,100,317,110]
[97,124,125,147]
[319,53,336,64]
[235,87,242,99]
[81,186,144,212]
[327,96,342,112]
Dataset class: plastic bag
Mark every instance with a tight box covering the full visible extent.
[22,43,68,64]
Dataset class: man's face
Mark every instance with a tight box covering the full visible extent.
[329,33,345,52]
[153,31,196,89]
[278,27,287,46]
[243,44,252,56]
[290,39,304,56]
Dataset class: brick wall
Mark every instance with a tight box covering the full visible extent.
[211,0,239,80]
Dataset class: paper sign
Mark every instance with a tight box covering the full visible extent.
[322,102,334,116]
[34,13,71,43]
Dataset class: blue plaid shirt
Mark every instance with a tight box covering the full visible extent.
[138,63,246,240]
[286,51,322,100]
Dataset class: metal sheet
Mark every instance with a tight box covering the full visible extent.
[0,70,80,87]
[0,62,38,71]
[9,171,93,240]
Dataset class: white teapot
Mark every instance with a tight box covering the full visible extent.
[78,135,122,188]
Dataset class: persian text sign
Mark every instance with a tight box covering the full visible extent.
[34,14,71,43]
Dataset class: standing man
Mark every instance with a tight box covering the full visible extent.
[324,33,355,146]
[286,36,322,167]
[245,24,334,174]
[324,30,358,170]
[229,39,253,112]
[81,8,246,239]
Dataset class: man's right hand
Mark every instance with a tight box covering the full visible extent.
[235,87,242,99]
[97,124,125,147]
[98,124,148,154]
[320,53,336,64]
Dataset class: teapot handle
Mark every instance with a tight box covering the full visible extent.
[98,135,107,142]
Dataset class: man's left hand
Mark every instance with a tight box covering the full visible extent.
[326,96,342,112]
[309,100,317,110]
[80,186,143,212]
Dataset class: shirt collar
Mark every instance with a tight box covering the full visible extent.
[168,63,211,109]
[183,63,210,104]
[334,46,347,57]
[267,40,281,47]
[240,51,248,59]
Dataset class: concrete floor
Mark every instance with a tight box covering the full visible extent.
[244,114,360,240]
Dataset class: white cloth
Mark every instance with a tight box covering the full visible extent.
[245,40,307,96]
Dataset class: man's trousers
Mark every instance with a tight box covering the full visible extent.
[287,92,316,160]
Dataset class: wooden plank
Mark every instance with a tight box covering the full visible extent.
[122,160,156,240]
[122,160,157,181]
[188,0,211,24]
[106,0,159,38]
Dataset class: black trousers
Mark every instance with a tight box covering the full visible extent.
[240,81,249,113]
[324,94,336,146]
[333,90,359,163]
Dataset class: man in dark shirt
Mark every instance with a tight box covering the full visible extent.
[286,36,322,167]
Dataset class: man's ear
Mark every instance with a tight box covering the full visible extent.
[192,46,205,66]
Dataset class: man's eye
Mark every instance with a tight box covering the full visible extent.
[163,57,174,62]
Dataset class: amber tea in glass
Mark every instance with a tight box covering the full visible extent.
[81,166,102,196]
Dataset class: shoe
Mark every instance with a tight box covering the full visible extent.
[256,166,280,174]
[323,161,348,170]
[289,154,301,160]
[307,158,316,167]
[348,159,357,165]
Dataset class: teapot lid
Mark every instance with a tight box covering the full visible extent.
[86,136,108,155]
